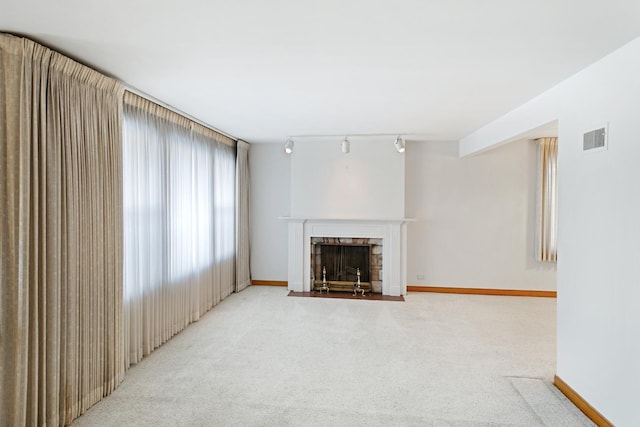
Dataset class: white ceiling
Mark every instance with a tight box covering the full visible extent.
[2,0,640,143]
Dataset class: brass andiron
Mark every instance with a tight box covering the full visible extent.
[319,266,329,293]
[353,268,365,296]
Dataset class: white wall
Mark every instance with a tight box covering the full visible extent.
[289,140,405,219]
[250,137,557,291]
[249,144,290,281]
[556,39,640,427]
[459,36,640,426]
[249,139,405,281]
[405,140,556,290]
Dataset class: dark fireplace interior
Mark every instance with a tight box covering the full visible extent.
[320,244,370,283]
[311,237,382,294]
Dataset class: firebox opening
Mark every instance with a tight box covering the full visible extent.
[311,237,383,294]
[320,244,370,283]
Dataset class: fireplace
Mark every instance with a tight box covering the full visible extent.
[311,237,383,293]
[283,218,410,296]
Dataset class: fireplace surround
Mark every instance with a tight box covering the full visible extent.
[283,218,411,296]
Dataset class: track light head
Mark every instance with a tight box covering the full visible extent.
[284,137,294,154]
[394,136,405,153]
[342,137,350,154]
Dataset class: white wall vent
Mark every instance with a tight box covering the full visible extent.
[583,124,608,152]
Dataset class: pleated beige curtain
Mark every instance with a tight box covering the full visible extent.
[0,34,124,426]
[122,92,236,367]
[236,140,251,292]
[536,137,559,262]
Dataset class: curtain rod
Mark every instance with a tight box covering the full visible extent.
[124,85,238,142]
[0,33,239,142]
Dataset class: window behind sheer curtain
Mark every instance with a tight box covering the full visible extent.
[122,95,235,366]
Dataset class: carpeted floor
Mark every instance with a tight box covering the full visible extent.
[73,286,594,426]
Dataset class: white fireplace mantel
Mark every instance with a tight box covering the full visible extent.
[280,217,413,296]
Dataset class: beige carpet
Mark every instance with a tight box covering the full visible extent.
[73,286,594,426]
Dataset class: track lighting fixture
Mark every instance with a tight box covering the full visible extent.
[284,137,294,154]
[284,134,409,154]
[341,137,350,154]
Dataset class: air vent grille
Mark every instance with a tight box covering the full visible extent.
[583,127,606,151]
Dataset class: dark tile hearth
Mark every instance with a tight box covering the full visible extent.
[287,291,404,302]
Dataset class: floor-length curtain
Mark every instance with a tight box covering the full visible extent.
[123,92,236,367]
[0,34,124,426]
[236,140,251,292]
[536,137,558,262]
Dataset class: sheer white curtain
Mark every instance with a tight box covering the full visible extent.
[122,93,236,366]
[536,137,558,262]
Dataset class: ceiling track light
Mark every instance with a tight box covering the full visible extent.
[284,137,294,154]
[284,134,408,154]
[341,137,350,153]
